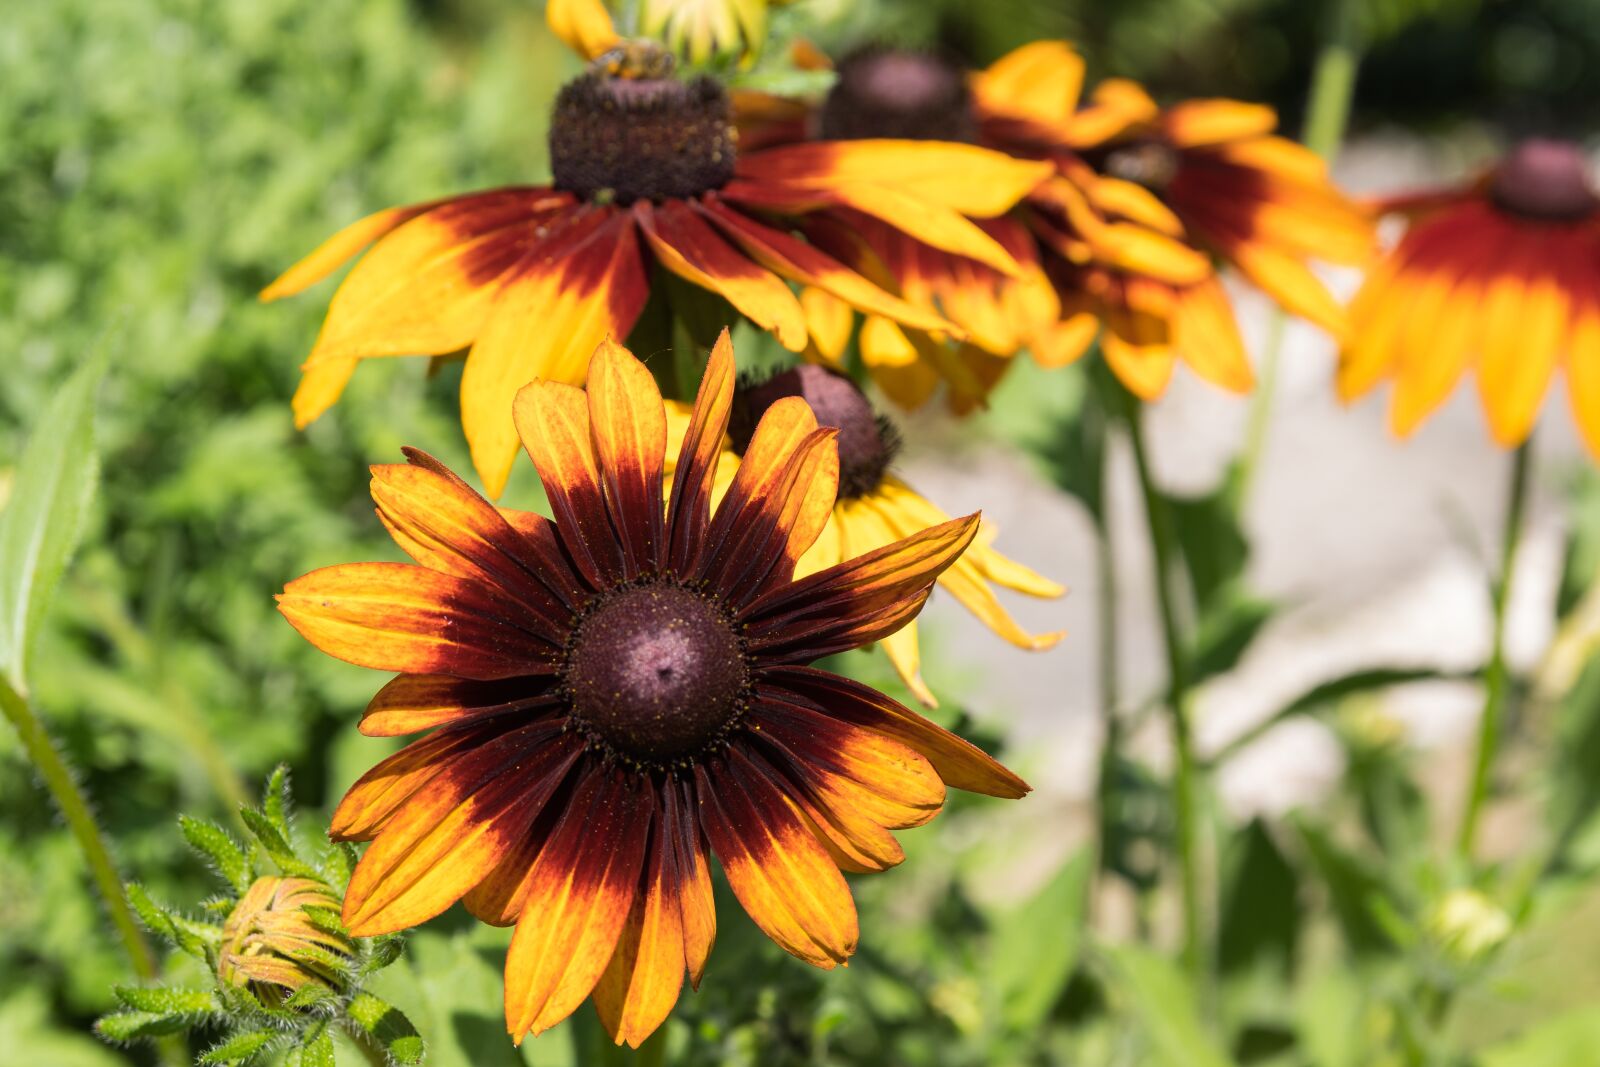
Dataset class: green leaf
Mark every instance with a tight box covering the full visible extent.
[0,356,105,691]
[199,1029,280,1065]
[112,985,217,1015]
[1190,591,1275,683]
[348,992,425,1065]
[262,764,293,840]
[1292,818,1396,956]
[1100,944,1237,1067]
[1217,820,1300,977]
[239,807,318,879]
[180,816,253,893]
[94,1009,191,1041]
[1546,652,1600,859]
[1213,667,1451,763]
[986,848,1092,1033]
[1168,465,1249,616]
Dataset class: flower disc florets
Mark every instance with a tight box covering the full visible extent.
[733,366,900,500]
[549,47,736,204]
[564,579,750,766]
[1491,138,1598,221]
[819,46,976,143]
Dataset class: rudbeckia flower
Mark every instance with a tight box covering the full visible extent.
[665,364,1063,705]
[277,333,1029,1047]
[973,42,1374,398]
[262,8,1049,497]
[1339,139,1600,453]
[736,45,1093,412]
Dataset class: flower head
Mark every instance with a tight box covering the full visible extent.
[262,9,1048,495]
[972,42,1374,399]
[1340,139,1600,453]
[277,333,1029,1046]
[668,363,1064,704]
[217,876,353,1006]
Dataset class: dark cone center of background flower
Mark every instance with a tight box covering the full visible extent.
[1101,139,1181,192]
[819,47,976,143]
[1491,139,1598,221]
[566,582,748,763]
[731,365,900,500]
[549,72,736,205]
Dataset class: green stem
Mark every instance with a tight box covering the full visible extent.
[1235,0,1362,506]
[1457,439,1534,861]
[0,675,157,981]
[1117,388,1204,986]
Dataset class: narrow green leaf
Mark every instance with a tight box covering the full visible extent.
[1213,667,1453,763]
[180,816,253,893]
[113,985,217,1015]
[1217,819,1300,976]
[263,765,293,839]
[0,357,105,691]
[1293,818,1396,955]
[238,807,318,878]
[94,1010,190,1041]
[198,1030,280,1065]
[987,848,1092,1033]
[1101,944,1237,1067]
[299,1026,336,1067]
[125,883,177,942]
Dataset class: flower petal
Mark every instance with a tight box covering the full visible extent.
[1161,99,1277,147]
[635,200,808,350]
[743,514,980,660]
[277,563,560,679]
[330,722,513,840]
[261,200,447,302]
[586,338,668,577]
[504,766,651,1040]
[971,40,1085,129]
[360,674,561,737]
[301,189,568,364]
[666,329,738,575]
[342,724,580,936]
[546,0,619,59]
[513,377,627,589]
[694,751,858,968]
[463,208,649,497]
[762,665,1030,798]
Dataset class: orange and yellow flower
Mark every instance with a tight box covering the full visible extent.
[973,41,1375,399]
[1340,139,1600,454]
[262,7,1048,496]
[277,333,1028,1047]
[665,364,1063,704]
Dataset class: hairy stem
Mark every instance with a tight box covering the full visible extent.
[0,675,157,981]
[1118,389,1204,985]
[1458,439,1534,860]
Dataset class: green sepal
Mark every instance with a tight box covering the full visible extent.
[113,984,219,1015]
[348,991,425,1065]
[95,1009,193,1041]
[198,1029,281,1065]
[180,816,254,893]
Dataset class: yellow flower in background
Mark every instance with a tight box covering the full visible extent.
[665,364,1064,705]
[261,7,1048,497]
[278,334,1029,1047]
[1340,139,1600,454]
[972,41,1375,399]
[551,0,779,65]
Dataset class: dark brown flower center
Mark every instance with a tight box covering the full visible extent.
[819,47,976,143]
[1100,138,1181,192]
[1491,139,1598,221]
[732,365,899,500]
[549,61,736,205]
[564,581,748,765]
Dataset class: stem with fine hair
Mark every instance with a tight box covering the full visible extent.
[1458,438,1534,860]
[1116,386,1204,984]
[1236,0,1362,506]
[0,675,158,981]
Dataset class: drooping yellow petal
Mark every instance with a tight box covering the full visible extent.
[971,40,1085,129]
[1478,268,1565,447]
[1161,99,1277,148]
[546,0,620,60]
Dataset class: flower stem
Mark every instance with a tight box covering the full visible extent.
[1117,387,1204,986]
[1236,0,1362,506]
[0,675,158,982]
[1458,438,1534,860]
